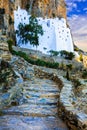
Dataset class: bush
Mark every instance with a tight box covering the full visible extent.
[59,50,75,60]
[66,64,72,70]
[73,79,81,88]
[48,50,59,56]
[12,50,59,69]
[82,70,87,78]
[7,39,14,52]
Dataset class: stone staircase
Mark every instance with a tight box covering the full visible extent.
[0,55,68,129]
[0,76,68,130]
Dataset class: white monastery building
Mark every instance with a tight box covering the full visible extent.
[14,7,74,53]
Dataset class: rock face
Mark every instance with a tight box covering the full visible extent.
[0,0,14,37]
[0,31,12,61]
[13,0,66,18]
[0,42,12,61]
[0,0,66,32]
[27,0,66,19]
[83,55,87,68]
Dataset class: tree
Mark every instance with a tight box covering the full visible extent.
[59,50,75,60]
[48,50,59,56]
[16,16,43,48]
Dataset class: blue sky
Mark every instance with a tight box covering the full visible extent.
[65,0,87,52]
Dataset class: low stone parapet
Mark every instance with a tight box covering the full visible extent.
[57,76,87,130]
[34,66,87,130]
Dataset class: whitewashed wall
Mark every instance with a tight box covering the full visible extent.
[14,7,74,53]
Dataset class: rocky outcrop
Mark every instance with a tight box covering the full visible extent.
[0,0,66,31]
[83,55,87,68]
[13,0,66,18]
[0,41,12,61]
[27,0,66,19]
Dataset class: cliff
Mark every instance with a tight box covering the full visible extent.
[13,0,66,18]
[26,0,66,19]
[0,0,66,33]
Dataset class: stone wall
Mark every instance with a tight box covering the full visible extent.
[34,67,87,130]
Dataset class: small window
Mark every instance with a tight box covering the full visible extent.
[65,39,67,41]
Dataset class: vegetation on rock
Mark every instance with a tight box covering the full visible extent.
[59,50,75,60]
[82,70,87,78]
[48,50,75,60]
[48,50,59,56]
[7,39,14,52]
[72,79,81,88]
[12,50,59,69]
[0,60,16,90]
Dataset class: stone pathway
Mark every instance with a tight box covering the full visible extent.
[0,56,69,130]
[0,77,68,130]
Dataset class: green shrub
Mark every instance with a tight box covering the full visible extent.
[48,50,59,56]
[7,39,14,52]
[82,71,87,78]
[73,79,81,88]
[12,50,59,69]
[59,50,75,60]
[72,79,81,88]
[66,64,72,70]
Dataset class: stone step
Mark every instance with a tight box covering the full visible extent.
[3,104,58,117]
[20,96,58,105]
[24,81,58,86]
[23,85,59,92]
[25,79,57,85]
[23,91,59,98]
[24,88,59,93]
[0,115,68,130]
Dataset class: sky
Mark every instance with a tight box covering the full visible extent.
[65,0,87,52]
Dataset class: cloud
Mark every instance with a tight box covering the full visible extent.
[83,8,87,11]
[67,14,87,51]
[65,0,87,14]
[65,1,77,12]
[65,0,87,52]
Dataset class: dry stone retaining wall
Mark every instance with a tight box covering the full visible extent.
[34,67,87,130]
